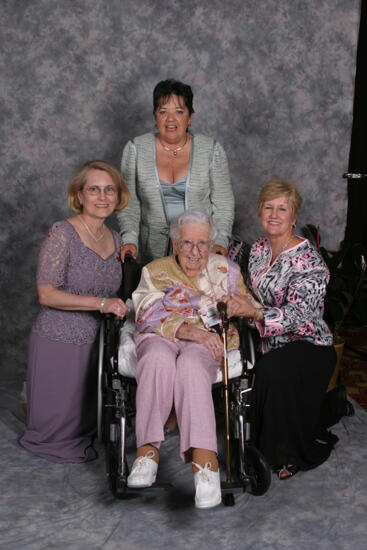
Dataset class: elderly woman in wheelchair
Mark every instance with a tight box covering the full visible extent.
[126,209,258,509]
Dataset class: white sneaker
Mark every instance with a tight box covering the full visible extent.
[127,450,158,488]
[193,462,222,509]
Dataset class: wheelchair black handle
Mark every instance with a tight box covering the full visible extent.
[124,252,135,263]
[120,253,142,302]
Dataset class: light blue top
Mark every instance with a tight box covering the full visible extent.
[159,178,187,223]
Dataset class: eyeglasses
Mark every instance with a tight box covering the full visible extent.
[84,185,117,196]
[178,240,212,253]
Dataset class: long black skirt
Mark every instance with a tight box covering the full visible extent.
[254,341,337,470]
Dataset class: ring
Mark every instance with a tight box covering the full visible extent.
[117,307,121,313]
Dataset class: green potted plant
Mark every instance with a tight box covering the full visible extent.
[302,224,367,388]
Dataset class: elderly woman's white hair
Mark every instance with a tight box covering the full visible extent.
[169,210,218,241]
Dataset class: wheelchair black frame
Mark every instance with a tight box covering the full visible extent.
[97,257,271,500]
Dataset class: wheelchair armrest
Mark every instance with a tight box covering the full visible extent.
[234,316,258,367]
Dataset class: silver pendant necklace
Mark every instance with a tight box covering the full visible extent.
[272,234,294,258]
[79,215,105,242]
[159,134,188,156]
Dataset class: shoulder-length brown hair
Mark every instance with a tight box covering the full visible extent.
[68,160,130,213]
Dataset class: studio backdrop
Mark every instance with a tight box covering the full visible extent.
[0,0,360,379]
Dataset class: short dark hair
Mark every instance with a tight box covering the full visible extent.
[153,79,194,115]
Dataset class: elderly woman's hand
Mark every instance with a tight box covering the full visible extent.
[201,331,224,360]
[176,323,223,361]
[101,298,129,319]
[226,293,263,321]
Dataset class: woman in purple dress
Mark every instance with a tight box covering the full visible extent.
[17,160,130,463]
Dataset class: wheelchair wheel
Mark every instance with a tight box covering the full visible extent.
[109,471,129,499]
[243,445,271,496]
[106,443,131,499]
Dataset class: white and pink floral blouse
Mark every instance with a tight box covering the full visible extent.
[248,237,333,354]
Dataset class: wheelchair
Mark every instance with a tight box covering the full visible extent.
[97,254,271,503]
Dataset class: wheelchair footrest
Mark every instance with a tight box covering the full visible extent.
[221,480,246,493]
[128,481,174,492]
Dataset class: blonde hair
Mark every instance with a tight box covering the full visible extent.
[257,178,302,217]
[67,160,130,213]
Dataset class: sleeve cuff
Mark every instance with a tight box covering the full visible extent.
[121,231,138,247]
[214,234,229,249]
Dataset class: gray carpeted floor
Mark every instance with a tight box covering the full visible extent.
[1,380,367,550]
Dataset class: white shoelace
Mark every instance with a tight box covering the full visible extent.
[192,461,215,483]
[133,450,156,471]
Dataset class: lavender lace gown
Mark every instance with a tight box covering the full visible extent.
[17,221,122,463]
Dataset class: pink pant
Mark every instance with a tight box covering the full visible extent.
[135,334,220,462]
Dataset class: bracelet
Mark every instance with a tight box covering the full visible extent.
[100,298,106,314]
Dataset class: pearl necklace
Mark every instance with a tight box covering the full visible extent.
[79,215,105,242]
[159,134,188,156]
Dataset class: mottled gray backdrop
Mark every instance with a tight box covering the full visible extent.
[0,0,360,379]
